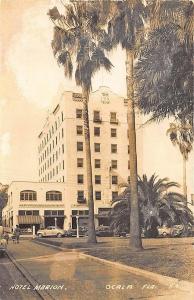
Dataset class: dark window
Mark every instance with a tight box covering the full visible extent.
[111,160,117,169]
[46,191,62,201]
[112,191,118,200]
[94,143,100,152]
[20,190,37,201]
[111,128,117,137]
[77,191,85,203]
[76,109,82,119]
[26,210,32,215]
[33,210,39,216]
[112,176,118,184]
[111,144,117,153]
[95,175,101,184]
[128,161,130,169]
[95,191,101,200]
[77,142,83,151]
[128,145,130,154]
[58,210,64,216]
[77,158,83,168]
[61,112,64,122]
[18,210,25,216]
[110,112,118,124]
[95,159,101,168]
[94,127,100,136]
[62,128,64,138]
[77,125,83,135]
[77,174,84,184]
[93,111,101,122]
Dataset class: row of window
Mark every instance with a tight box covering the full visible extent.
[77,191,119,201]
[77,142,129,154]
[76,110,118,124]
[18,210,64,216]
[20,191,62,201]
[77,158,130,169]
[39,129,64,164]
[77,174,118,185]
[39,112,64,152]
[77,126,118,137]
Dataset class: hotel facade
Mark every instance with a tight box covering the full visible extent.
[37,86,143,229]
[2,86,143,232]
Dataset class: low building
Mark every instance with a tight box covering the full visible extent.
[2,181,68,233]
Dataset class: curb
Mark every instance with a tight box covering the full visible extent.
[34,239,194,295]
[6,250,54,300]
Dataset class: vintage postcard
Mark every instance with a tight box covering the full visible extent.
[0,0,193,299]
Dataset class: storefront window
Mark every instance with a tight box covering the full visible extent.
[46,191,62,201]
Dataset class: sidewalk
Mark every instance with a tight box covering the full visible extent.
[35,236,194,283]
[6,240,191,300]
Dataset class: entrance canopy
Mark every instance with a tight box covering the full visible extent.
[18,215,43,225]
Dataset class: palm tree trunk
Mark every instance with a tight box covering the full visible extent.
[183,155,187,205]
[126,50,143,251]
[82,87,97,244]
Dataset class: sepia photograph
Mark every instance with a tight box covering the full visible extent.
[0,0,193,299]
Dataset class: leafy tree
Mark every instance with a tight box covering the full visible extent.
[167,120,193,200]
[0,184,8,225]
[48,3,113,243]
[110,174,193,236]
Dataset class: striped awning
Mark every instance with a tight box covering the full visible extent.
[17,215,43,225]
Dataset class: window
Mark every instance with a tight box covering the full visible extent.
[128,161,130,169]
[95,175,101,184]
[77,158,83,168]
[111,160,117,169]
[95,191,101,200]
[112,176,118,184]
[93,111,101,122]
[76,109,82,119]
[94,127,100,136]
[77,125,83,135]
[110,112,118,124]
[46,191,62,201]
[94,143,100,152]
[77,174,84,184]
[62,128,64,138]
[62,144,64,154]
[77,142,83,151]
[61,112,64,122]
[63,160,65,170]
[56,136,57,145]
[20,190,37,201]
[44,210,64,216]
[77,191,86,203]
[111,144,117,153]
[95,159,101,168]
[128,145,130,154]
[111,128,117,137]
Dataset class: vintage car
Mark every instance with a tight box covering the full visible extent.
[37,226,65,238]
[157,225,184,237]
[95,226,114,237]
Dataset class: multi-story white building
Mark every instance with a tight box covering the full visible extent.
[2,181,67,232]
[37,86,143,228]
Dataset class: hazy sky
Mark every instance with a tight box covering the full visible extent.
[0,0,193,197]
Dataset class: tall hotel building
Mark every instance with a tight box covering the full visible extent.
[38,86,142,229]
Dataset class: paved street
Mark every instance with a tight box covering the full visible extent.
[3,239,191,300]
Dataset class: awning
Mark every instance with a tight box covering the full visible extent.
[17,215,43,225]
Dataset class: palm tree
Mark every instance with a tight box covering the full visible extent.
[48,3,113,243]
[110,174,193,236]
[107,0,150,250]
[135,1,193,125]
[167,121,193,201]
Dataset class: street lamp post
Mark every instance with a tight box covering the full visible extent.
[54,217,57,228]
[76,215,79,238]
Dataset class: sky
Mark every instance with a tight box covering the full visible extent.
[0,0,193,198]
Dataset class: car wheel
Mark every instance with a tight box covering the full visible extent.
[38,233,43,238]
[57,233,62,238]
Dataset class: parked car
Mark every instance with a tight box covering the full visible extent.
[95,226,113,237]
[65,227,88,237]
[37,226,65,238]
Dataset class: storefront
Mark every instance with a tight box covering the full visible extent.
[17,210,43,234]
[95,208,111,226]
[44,210,65,229]
[71,210,89,229]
